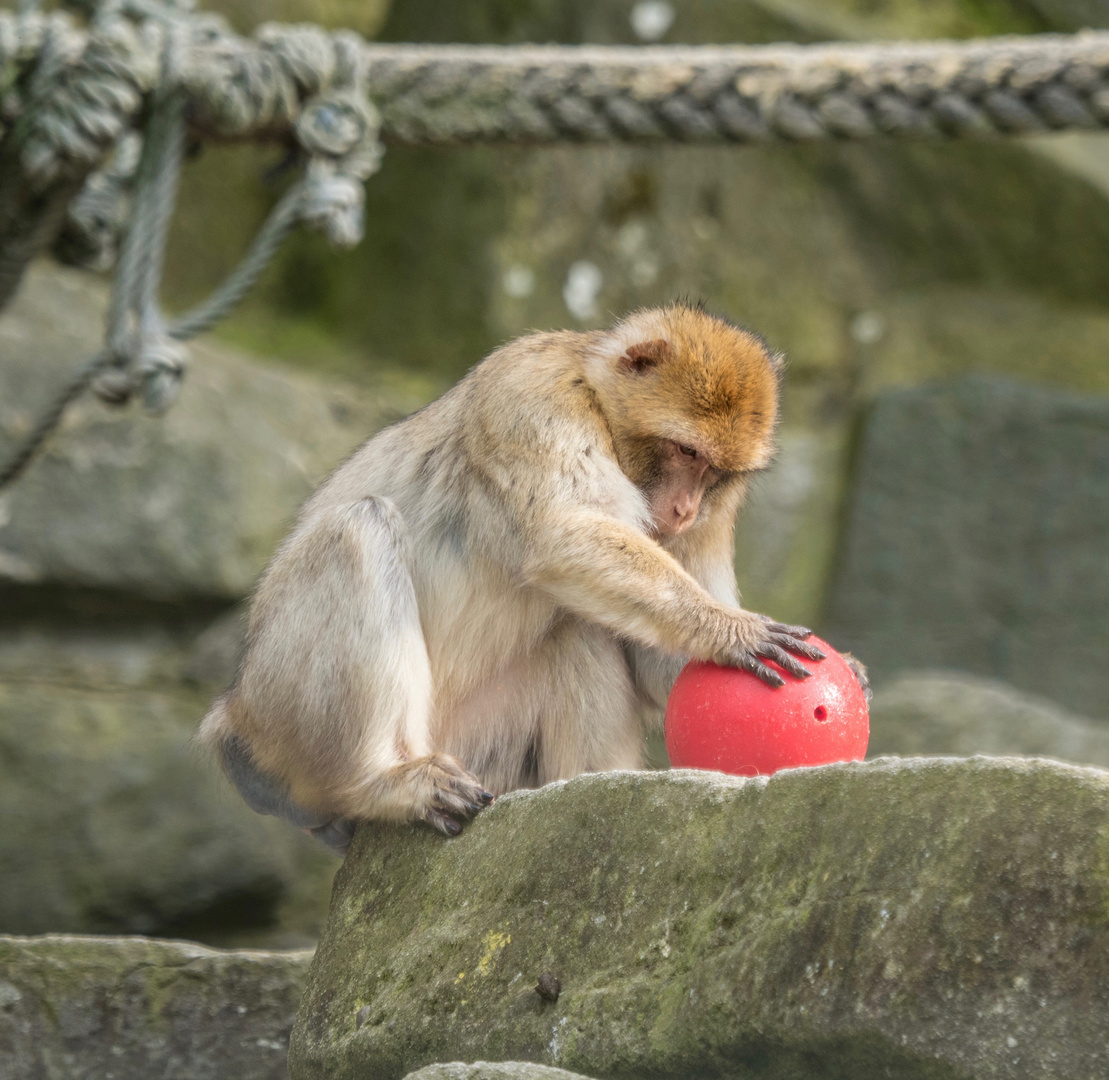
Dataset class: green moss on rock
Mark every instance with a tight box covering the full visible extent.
[0,934,312,1080]
[0,679,336,943]
[291,760,1109,1080]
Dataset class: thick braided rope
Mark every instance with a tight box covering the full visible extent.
[12,13,159,185]
[359,35,1109,144]
[6,12,1109,151]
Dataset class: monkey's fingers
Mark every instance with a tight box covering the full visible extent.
[443,774,495,811]
[445,775,495,807]
[737,653,785,688]
[426,785,493,837]
[755,642,812,680]
[768,634,826,662]
[760,618,814,640]
[432,787,485,819]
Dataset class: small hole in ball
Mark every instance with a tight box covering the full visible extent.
[813,705,828,722]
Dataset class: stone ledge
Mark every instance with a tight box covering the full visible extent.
[0,934,312,1080]
[291,758,1109,1080]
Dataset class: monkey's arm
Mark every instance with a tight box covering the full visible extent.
[523,510,821,685]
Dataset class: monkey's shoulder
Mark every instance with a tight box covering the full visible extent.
[466,334,608,443]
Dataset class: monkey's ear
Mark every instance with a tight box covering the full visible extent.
[619,338,671,375]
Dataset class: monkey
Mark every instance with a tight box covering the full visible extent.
[200,303,865,854]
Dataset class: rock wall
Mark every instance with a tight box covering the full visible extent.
[0,264,415,599]
[825,376,1109,720]
[0,680,337,943]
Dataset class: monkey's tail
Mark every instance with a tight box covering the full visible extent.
[195,692,233,756]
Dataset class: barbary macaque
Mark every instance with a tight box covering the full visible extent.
[201,304,865,853]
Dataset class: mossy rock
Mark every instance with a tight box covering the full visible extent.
[0,679,336,944]
[0,262,423,600]
[403,1067,597,1080]
[0,934,312,1080]
[869,671,1109,765]
[290,759,1109,1080]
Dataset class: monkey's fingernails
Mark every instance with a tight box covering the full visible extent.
[747,659,784,687]
[795,642,826,661]
[479,791,495,806]
[428,811,463,836]
[771,622,813,639]
[762,645,812,679]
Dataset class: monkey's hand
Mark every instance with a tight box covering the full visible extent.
[840,651,872,703]
[714,617,825,688]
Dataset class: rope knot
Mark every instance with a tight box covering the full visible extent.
[92,333,187,412]
[296,91,373,158]
[300,168,364,247]
[294,80,382,247]
[136,335,187,412]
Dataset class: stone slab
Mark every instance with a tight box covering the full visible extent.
[826,376,1109,720]
[290,760,1109,1080]
[0,934,311,1080]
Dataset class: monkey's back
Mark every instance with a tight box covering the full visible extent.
[290,332,634,715]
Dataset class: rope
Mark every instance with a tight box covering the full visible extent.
[167,182,304,340]
[0,3,382,490]
[359,35,1109,144]
[5,10,1109,488]
[4,13,1109,156]
[0,351,115,490]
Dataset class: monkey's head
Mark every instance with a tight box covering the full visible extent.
[588,305,781,538]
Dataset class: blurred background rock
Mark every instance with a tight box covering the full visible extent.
[2,0,1109,949]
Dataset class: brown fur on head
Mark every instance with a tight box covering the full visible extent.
[586,304,782,536]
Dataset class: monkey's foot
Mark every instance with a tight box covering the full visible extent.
[408,753,494,836]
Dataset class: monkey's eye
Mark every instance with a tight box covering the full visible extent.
[678,444,698,458]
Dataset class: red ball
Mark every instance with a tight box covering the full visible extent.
[664,636,869,777]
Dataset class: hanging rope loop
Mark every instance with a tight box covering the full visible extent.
[0,0,383,488]
[292,28,381,248]
[90,12,189,410]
